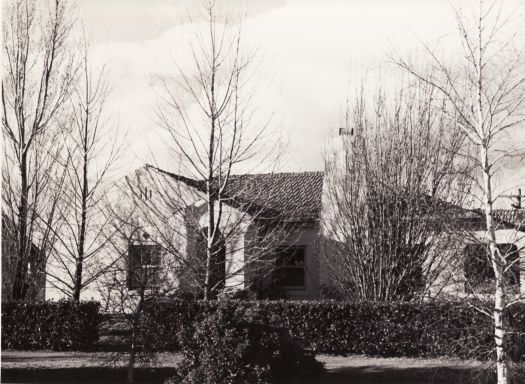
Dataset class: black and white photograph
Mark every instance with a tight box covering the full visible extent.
[1,0,525,383]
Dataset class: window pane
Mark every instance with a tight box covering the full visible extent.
[274,268,305,287]
[276,247,305,267]
[140,245,161,265]
[274,247,305,288]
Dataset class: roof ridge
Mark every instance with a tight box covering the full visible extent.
[145,164,324,179]
[228,170,324,177]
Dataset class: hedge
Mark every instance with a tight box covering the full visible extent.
[141,300,525,360]
[2,300,101,351]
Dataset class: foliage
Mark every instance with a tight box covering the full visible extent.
[1,300,101,351]
[164,300,324,384]
[143,300,525,361]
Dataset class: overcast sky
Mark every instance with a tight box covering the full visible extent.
[77,0,525,194]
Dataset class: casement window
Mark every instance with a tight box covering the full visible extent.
[127,243,161,290]
[273,246,306,289]
[464,243,520,292]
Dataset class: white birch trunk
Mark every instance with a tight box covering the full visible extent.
[481,145,508,384]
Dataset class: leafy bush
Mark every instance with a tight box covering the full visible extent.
[164,300,324,384]
[142,300,525,361]
[2,300,101,351]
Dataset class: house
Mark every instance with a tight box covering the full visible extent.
[108,165,328,300]
[106,164,525,301]
[39,156,525,301]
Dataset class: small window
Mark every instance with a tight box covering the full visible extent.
[273,246,306,289]
[464,243,520,293]
[127,243,161,290]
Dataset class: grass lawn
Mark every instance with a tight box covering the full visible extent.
[0,351,502,384]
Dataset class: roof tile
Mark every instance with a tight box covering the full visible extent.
[148,165,324,224]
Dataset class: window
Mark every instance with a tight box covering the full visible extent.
[464,243,520,293]
[127,243,161,290]
[273,246,306,289]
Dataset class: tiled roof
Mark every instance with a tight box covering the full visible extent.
[148,165,324,224]
[452,208,525,232]
[225,172,325,223]
[493,209,525,231]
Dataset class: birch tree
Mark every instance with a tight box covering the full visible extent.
[2,0,76,301]
[396,1,525,382]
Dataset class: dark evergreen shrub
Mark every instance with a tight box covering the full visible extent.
[142,300,525,361]
[164,300,324,384]
[1,300,101,351]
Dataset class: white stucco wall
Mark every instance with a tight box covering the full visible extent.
[45,166,203,301]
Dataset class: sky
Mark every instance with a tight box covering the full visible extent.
[77,0,525,196]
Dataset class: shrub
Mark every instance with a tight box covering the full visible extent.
[141,299,212,352]
[1,300,101,351]
[142,300,525,361]
[164,300,324,384]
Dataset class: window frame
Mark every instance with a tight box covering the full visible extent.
[127,242,162,290]
[273,245,307,290]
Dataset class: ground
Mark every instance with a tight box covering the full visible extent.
[0,351,497,384]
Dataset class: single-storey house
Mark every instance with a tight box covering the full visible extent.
[99,164,525,301]
[111,165,327,299]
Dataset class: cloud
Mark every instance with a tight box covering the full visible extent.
[80,0,287,43]
[83,0,525,186]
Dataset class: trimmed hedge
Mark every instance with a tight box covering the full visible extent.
[2,300,101,351]
[141,300,525,361]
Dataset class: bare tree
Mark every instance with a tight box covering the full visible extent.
[47,37,123,301]
[95,207,190,384]
[322,83,472,301]
[2,0,76,301]
[395,1,525,382]
[151,0,287,300]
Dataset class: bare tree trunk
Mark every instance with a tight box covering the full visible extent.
[126,286,145,384]
[204,198,214,301]
[481,146,508,384]
[72,107,90,301]
[204,38,217,301]
[127,346,136,384]
[205,116,215,301]
[13,152,29,300]
[127,323,138,384]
